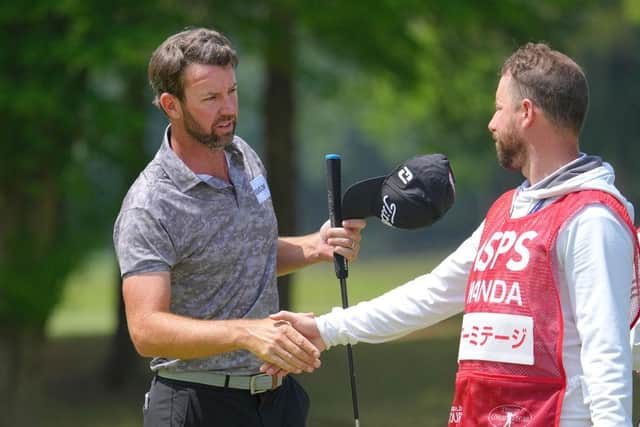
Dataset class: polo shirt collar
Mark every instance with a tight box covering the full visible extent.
[157,125,245,193]
[157,126,202,193]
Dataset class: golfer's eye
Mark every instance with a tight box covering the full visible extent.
[204,95,218,101]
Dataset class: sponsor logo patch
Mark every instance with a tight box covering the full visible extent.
[380,195,397,227]
[448,405,463,425]
[397,166,414,185]
[488,405,531,427]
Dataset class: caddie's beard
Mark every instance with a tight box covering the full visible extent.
[183,107,236,150]
[495,125,526,171]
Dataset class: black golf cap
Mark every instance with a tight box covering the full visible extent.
[342,154,455,229]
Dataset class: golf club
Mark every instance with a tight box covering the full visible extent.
[325,153,361,427]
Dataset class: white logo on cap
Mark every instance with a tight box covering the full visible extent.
[398,166,414,185]
[448,171,456,195]
[380,195,397,227]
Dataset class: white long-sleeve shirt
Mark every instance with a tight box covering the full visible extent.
[317,158,636,426]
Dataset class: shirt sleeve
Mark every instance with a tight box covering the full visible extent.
[316,222,484,349]
[113,207,177,278]
[557,205,634,426]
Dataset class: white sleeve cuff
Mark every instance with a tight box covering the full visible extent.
[317,307,357,350]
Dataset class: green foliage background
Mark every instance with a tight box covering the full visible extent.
[5,0,636,327]
[2,0,640,424]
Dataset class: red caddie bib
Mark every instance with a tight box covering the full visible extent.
[448,189,639,427]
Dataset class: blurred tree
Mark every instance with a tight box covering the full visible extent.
[287,1,618,257]
[0,5,91,424]
[101,2,605,385]
[259,0,425,308]
[262,4,298,309]
[0,0,185,422]
[200,0,579,309]
[57,0,194,391]
[341,1,603,188]
[239,0,603,262]
[3,2,636,423]
[570,3,640,204]
[199,0,427,310]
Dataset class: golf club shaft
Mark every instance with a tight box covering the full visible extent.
[341,277,360,425]
[347,344,360,425]
[326,154,360,425]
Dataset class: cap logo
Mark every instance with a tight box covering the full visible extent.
[380,195,397,227]
[397,166,414,185]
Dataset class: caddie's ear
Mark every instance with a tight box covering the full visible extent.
[520,98,535,128]
[159,93,182,120]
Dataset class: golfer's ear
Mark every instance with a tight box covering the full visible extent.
[159,93,181,120]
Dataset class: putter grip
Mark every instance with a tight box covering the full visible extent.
[325,154,348,279]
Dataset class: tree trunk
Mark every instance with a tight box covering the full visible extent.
[0,324,45,427]
[103,72,150,388]
[263,5,296,311]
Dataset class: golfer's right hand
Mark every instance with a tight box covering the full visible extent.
[240,317,321,374]
[260,311,326,376]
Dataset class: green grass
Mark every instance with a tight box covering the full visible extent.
[292,253,446,314]
[47,250,449,337]
[42,250,640,426]
[47,250,119,337]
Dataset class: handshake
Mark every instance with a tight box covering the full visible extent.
[248,311,326,377]
[247,153,457,377]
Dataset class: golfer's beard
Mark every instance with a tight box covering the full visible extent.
[495,129,525,171]
[185,114,236,150]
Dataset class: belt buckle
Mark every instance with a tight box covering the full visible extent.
[249,374,273,395]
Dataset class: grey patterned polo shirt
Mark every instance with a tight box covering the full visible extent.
[113,127,279,374]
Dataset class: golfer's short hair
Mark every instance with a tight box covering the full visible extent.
[148,27,238,109]
[502,42,589,136]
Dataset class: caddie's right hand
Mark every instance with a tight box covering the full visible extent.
[240,317,321,374]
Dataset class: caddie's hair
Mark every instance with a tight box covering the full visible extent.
[148,27,238,110]
[501,42,589,135]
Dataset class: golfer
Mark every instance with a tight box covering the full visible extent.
[113,27,366,427]
[267,43,640,426]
